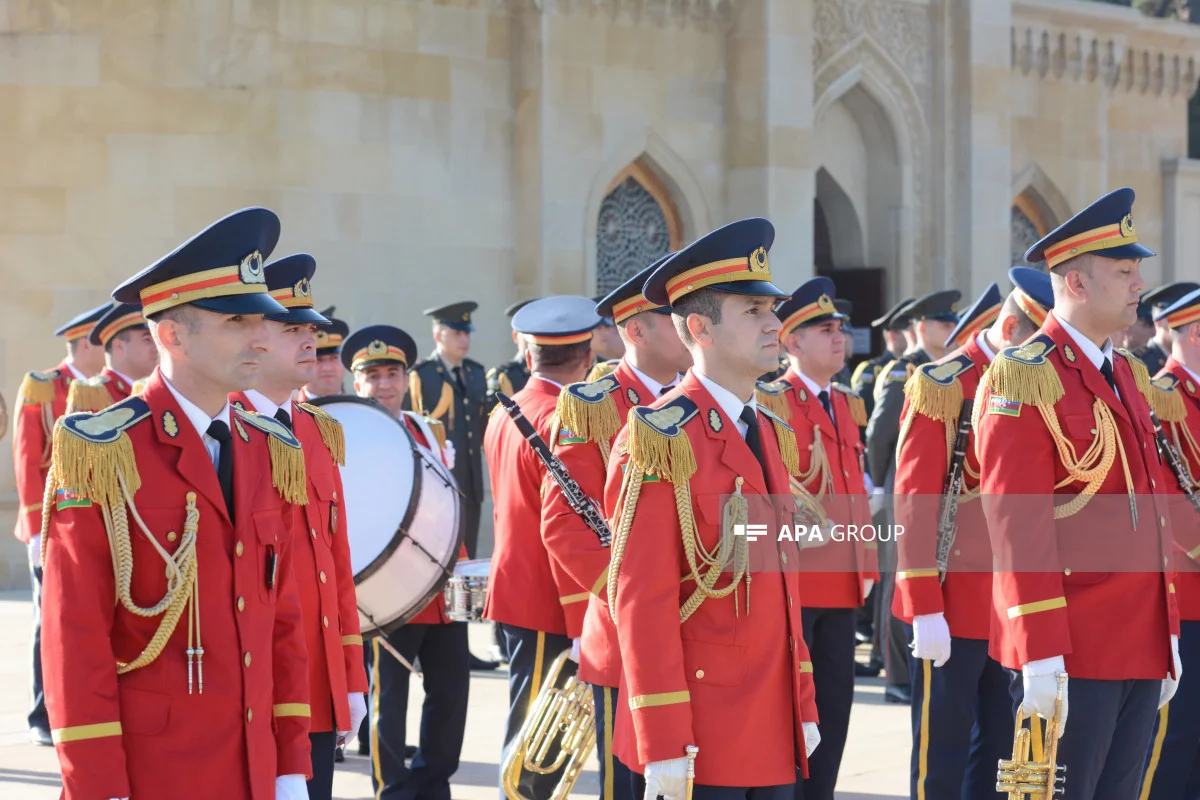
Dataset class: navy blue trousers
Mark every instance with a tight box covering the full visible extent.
[593,684,635,800]
[909,639,1011,800]
[307,730,336,800]
[499,624,571,800]
[794,607,856,800]
[632,771,793,800]
[1141,620,1200,799]
[369,623,470,800]
[1007,671,1159,800]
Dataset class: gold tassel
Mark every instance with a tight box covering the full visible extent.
[586,361,617,382]
[426,418,448,450]
[755,384,792,422]
[904,370,963,424]
[50,422,141,512]
[429,382,454,426]
[840,390,867,427]
[408,371,425,414]
[767,417,801,477]
[299,403,346,466]
[267,435,309,506]
[1119,349,1153,404]
[557,386,621,447]
[17,371,57,407]
[627,413,697,485]
[1150,381,1187,424]
[986,352,1064,408]
[66,379,113,414]
[498,372,514,398]
[130,378,148,397]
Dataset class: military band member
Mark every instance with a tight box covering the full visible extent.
[41,208,313,800]
[409,302,487,560]
[892,269,1052,799]
[607,219,820,800]
[66,302,158,413]
[298,306,349,402]
[344,324,471,800]
[483,296,601,800]
[1136,283,1200,379]
[865,290,961,704]
[591,298,628,363]
[851,297,914,423]
[978,188,1180,799]
[12,300,109,747]
[755,277,877,800]
[830,298,854,388]
[540,259,690,800]
[485,299,535,411]
[229,255,368,800]
[1139,287,1200,798]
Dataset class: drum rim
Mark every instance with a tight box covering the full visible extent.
[309,395,465,633]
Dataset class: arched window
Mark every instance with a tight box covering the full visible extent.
[595,160,683,294]
[1012,192,1052,268]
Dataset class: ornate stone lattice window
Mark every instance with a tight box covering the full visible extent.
[1011,193,1051,268]
[596,160,682,295]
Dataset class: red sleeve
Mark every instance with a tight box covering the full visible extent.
[892,399,948,621]
[540,430,613,601]
[13,401,49,543]
[329,464,367,693]
[271,501,313,777]
[41,500,131,798]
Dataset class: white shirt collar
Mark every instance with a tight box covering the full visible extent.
[1054,313,1114,371]
[975,330,996,363]
[533,375,563,390]
[1183,364,1200,387]
[627,361,680,399]
[243,389,287,421]
[694,370,755,435]
[64,360,86,381]
[109,368,135,387]
[162,376,231,467]
[788,366,830,400]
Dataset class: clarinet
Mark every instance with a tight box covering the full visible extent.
[1149,408,1200,516]
[495,392,613,547]
[935,399,974,584]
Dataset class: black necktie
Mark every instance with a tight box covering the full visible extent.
[274,407,292,430]
[1100,358,1117,393]
[739,406,768,475]
[451,366,466,394]
[206,420,235,522]
[659,384,673,397]
[818,389,838,434]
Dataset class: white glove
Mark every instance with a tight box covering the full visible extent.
[1022,655,1068,737]
[1161,634,1183,708]
[568,638,581,663]
[911,612,952,668]
[643,756,689,800]
[868,486,886,516]
[340,692,367,743]
[803,722,821,757]
[442,440,456,469]
[863,578,875,597]
[275,774,308,800]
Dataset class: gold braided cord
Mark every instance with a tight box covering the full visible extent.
[895,406,918,468]
[1040,398,1118,519]
[680,479,748,622]
[1172,422,1200,488]
[606,460,643,623]
[797,425,832,497]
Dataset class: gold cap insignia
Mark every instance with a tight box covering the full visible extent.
[462,312,469,322]
[240,251,265,284]
[315,331,329,345]
[367,340,388,357]
[749,246,769,273]
[294,278,311,298]
[1121,213,1136,239]
[817,294,835,314]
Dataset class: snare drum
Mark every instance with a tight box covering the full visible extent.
[444,559,491,622]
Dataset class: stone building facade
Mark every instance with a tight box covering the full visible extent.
[0,0,1198,583]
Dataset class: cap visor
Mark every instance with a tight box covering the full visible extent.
[188,293,287,316]
[1095,242,1157,261]
[316,346,343,356]
[441,322,474,332]
[708,280,791,300]
[265,307,330,325]
[350,358,407,371]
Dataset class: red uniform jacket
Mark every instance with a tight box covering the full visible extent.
[42,370,311,800]
[12,362,73,543]
[484,377,588,637]
[893,335,996,640]
[976,315,1178,679]
[233,392,368,733]
[541,360,652,688]
[100,368,135,404]
[609,371,819,786]
[1156,359,1200,621]
[761,371,877,608]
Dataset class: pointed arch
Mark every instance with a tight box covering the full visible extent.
[1011,162,1072,233]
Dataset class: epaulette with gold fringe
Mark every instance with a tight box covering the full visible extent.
[627,395,698,484]
[66,375,114,413]
[17,369,61,407]
[52,397,152,510]
[297,402,346,466]
[985,335,1063,408]
[585,359,619,383]
[130,378,148,397]
[755,379,791,422]
[758,405,801,477]
[1116,348,1155,407]
[1148,374,1187,424]
[231,407,308,505]
[557,374,621,447]
[832,382,868,427]
[904,354,975,425]
[874,359,916,403]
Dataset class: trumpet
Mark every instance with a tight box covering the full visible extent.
[501,650,597,800]
[996,674,1067,798]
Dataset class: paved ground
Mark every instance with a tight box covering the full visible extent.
[0,592,909,799]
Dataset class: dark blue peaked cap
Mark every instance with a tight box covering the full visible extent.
[1143,282,1200,315]
[424,301,477,332]
[55,302,112,340]
[1008,266,1055,329]
[775,276,846,336]
[901,290,961,324]
[341,324,418,372]
[643,218,787,306]
[89,302,148,346]
[944,283,1001,349]
[113,208,284,317]
[263,254,329,326]
[1025,187,1155,268]
[595,254,674,324]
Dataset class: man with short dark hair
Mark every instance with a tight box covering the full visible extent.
[299,307,349,401]
[1136,282,1200,377]
[66,302,158,412]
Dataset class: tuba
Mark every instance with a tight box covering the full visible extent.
[501,650,597,800]
[996,674,1067,798]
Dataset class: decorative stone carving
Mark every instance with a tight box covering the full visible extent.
[813,0,932,91]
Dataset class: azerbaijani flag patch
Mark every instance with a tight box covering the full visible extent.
[558,429,586,445]
[55,488,91,510]
[987,396,1022,417]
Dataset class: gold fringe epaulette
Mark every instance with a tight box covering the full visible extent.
[298,402,346,466]
[1116,348,1154,405]
[51,398,152,510]
[755,380,792,422]
[1149,374,1187,424]
[426,418,448,450]
[557,374,621,447]
[586,360,619,383]
[985,335,1064,407]
[17,370,60,407]
[626,396,699,484]
[904,355,974,424]
[232,407,308,505]
[832,383,868,427]
[758,406,800,477]
[130,378,148,397]
[66,376,113,414]
[874,359,916,403]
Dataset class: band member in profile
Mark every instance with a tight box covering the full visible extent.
[65,302,159,413]
[345,323,470,800]
[299,306,350,401]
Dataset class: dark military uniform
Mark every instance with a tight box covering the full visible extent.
[485,359,530,411]
[1135,339,1169,377]
[849,354,892,422]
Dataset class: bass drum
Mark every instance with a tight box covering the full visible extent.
[309,396,463,635]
